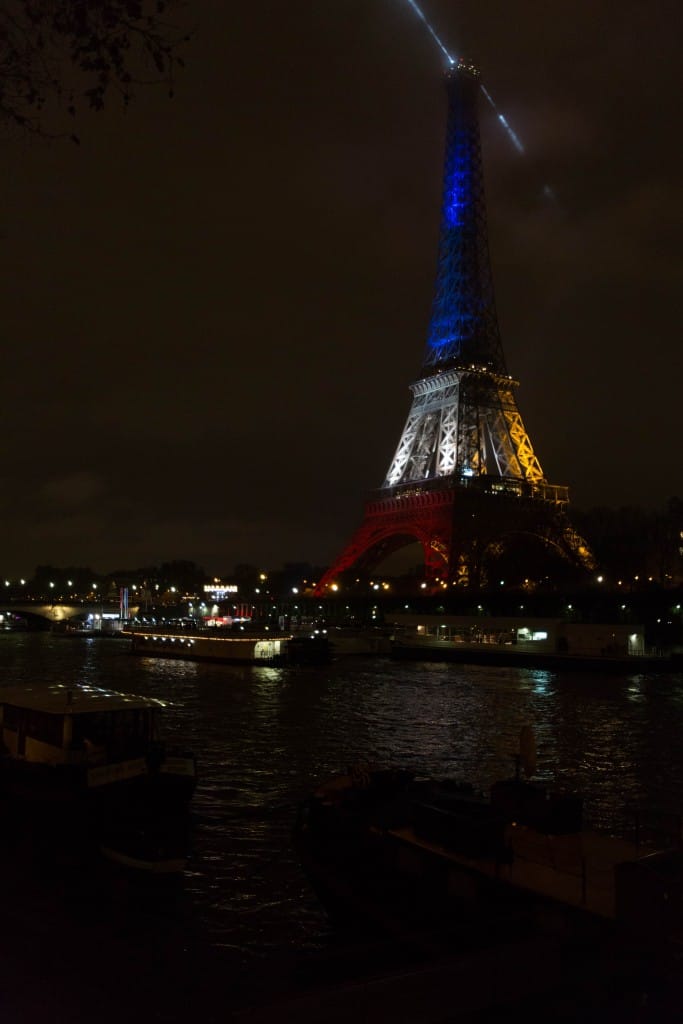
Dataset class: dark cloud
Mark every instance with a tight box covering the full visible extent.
[0,0,679,575]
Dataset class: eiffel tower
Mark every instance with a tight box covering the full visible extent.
[316,59,593,594]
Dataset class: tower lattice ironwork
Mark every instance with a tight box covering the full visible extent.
[316,60,593,594]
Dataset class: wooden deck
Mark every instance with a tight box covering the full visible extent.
[389,823,649,920]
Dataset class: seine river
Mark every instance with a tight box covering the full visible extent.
[1,631,682,1021]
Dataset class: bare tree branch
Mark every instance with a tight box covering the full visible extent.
[0,1,190,138]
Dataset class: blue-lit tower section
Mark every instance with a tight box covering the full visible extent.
[423,60,505,375]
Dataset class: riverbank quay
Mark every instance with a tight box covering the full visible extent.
[1,845,680,1024]
[230,929,682,1023]
[391,641,679,673]
[387,613,681,673]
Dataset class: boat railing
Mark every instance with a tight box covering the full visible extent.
[126,623,289,638]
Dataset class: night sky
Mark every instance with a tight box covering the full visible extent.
[1,0,679,578]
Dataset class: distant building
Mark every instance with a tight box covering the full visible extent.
[389,614,645,658]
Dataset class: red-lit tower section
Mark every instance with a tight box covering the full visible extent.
[316,61,592,594]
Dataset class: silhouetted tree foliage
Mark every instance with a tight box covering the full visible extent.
[574,498,683,584]
[101,561,206,592]
[156,560,206,593]
[0,0,189,137]
[32,565,98,590]
[32,565,96,589]
[232,564,261,590]
[483,534,584,589]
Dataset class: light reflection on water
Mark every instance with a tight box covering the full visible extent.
[1,632,683,969]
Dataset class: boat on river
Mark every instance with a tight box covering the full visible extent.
[294,759,683,955]
[124,624,331,665]
[0,683,196,809]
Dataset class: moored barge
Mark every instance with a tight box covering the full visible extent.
[0,683,196,807]
[294,765,683,950]
[125,624,330,665]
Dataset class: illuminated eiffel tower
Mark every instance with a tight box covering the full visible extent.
[316,59,593,594]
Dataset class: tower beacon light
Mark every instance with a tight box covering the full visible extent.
[403,0,525,156]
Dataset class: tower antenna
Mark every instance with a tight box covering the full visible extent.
[401,1,528,158]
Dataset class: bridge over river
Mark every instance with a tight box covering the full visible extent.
[0,601,138,626]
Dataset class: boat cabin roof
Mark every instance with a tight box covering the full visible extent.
[0,684,167,716]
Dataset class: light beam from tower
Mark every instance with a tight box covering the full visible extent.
[402,0,527,157]
[404,0,455,66]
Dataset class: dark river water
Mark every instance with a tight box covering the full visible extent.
[1,632,682,1020]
